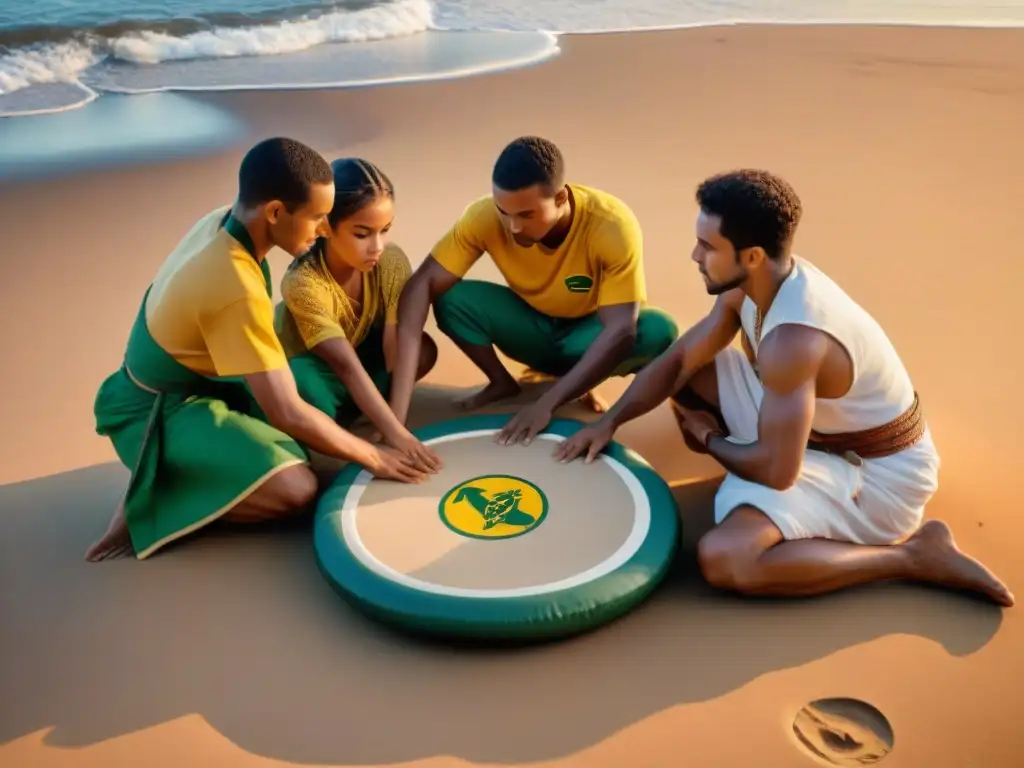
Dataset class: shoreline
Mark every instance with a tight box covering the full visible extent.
[4,15,1024,119]
[1,21,1023,768]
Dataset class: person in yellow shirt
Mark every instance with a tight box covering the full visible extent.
[274,157,440,470]
[390,135,679,446]
[86,138,434,563]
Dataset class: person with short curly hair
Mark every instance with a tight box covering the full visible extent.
[390,135,679,446]
[556,168,1013,607]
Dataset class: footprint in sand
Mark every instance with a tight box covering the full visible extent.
[791,697,894,765]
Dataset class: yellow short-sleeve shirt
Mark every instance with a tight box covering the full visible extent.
[274,242,412,358]
[145,206,288,377]
[429,183,647,318]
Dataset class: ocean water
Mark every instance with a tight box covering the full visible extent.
[1,0,1023,118]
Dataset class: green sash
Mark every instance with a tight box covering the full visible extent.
[95,213,307,558]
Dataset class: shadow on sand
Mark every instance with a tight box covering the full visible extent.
[0,384,1004,765]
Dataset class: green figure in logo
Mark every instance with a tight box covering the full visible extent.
[454,486,536,530]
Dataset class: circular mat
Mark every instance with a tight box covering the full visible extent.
[313,414,680,641]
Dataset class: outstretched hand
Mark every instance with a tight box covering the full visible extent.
[386,428,443,474]
[552,420,615,464]
[368,445,432,484]
[496,401,553,446]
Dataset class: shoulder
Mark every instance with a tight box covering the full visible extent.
[576,185,642,252]
[758,323,830,392]
[577,185,640,226]
[380,242,413,272]
[281,250,329,297]
[457,195,500,227]
[213,240,271,304]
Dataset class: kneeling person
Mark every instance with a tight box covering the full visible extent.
[275,157,441,470]
[556,169,1013,607]
[87,139,431,562]
[390,135,679,446]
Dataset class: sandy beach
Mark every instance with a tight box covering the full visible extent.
[2,22,1023,768]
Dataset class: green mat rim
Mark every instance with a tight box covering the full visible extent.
[313,414,680,641]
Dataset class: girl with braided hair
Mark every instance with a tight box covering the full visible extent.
[275,157,441,473]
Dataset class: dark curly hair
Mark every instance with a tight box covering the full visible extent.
[237,137,333,212]
[695,169,802,261]
[492,136,565,194]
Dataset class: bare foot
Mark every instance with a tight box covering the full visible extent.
[456,379,522,411]
[904,520,1014,606]
[84,499,135,562]
[577,390,608,414]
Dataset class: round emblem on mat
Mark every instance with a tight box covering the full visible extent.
[313,414,681,642]
[438,474,548,540]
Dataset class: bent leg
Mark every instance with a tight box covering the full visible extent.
[698,506,1014,605]
[520,305,680,413]
[415,331,439,379]
[670,352,730,452]
[698,505,913,596]
[86,463,317,561]
[611,306,680,375]
[221,463,318,523]
[434,280,559,409]
[100,391,307,561]
[541,305,679,377]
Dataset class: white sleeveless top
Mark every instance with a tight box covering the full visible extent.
[741,256,917,435]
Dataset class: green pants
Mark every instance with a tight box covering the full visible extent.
[434,280,679,377]
[288,324,391,426]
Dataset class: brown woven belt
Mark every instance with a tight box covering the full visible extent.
[807,391,926,463]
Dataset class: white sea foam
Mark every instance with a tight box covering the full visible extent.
[2,0,1023,118]
[0,0,434,97]
[111,0,434,64]
[0,41,102,96]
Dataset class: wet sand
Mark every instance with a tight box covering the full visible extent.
[1,23,1023,768]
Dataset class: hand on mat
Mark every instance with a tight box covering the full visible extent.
[385,428,443,474]
[496,402,553,447]
[369,445,431,483]
[677,407,721,454]
[553,421,613,464]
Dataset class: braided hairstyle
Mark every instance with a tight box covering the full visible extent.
[307,157,394,258]
[326,158,394,228]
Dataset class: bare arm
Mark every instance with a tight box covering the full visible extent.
[244,366,381,468]
[309,336,408,443]
[536,301,641,411]
[383,323,398,373]
[604,289,745,429]
[704,324,826,490]
[389,256,460,423]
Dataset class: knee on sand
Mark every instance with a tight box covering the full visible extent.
[85,464,318,561]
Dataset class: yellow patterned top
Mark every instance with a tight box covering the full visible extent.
[274,242,413,357]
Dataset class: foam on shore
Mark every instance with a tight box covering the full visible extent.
[4,0,1024,119]
[0,28,558,118]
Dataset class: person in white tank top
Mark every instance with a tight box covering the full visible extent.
[555,169,1012,607]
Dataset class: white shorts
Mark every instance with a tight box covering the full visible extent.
[712,347,941,545]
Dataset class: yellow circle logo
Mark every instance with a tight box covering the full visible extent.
[438,474,549,540]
